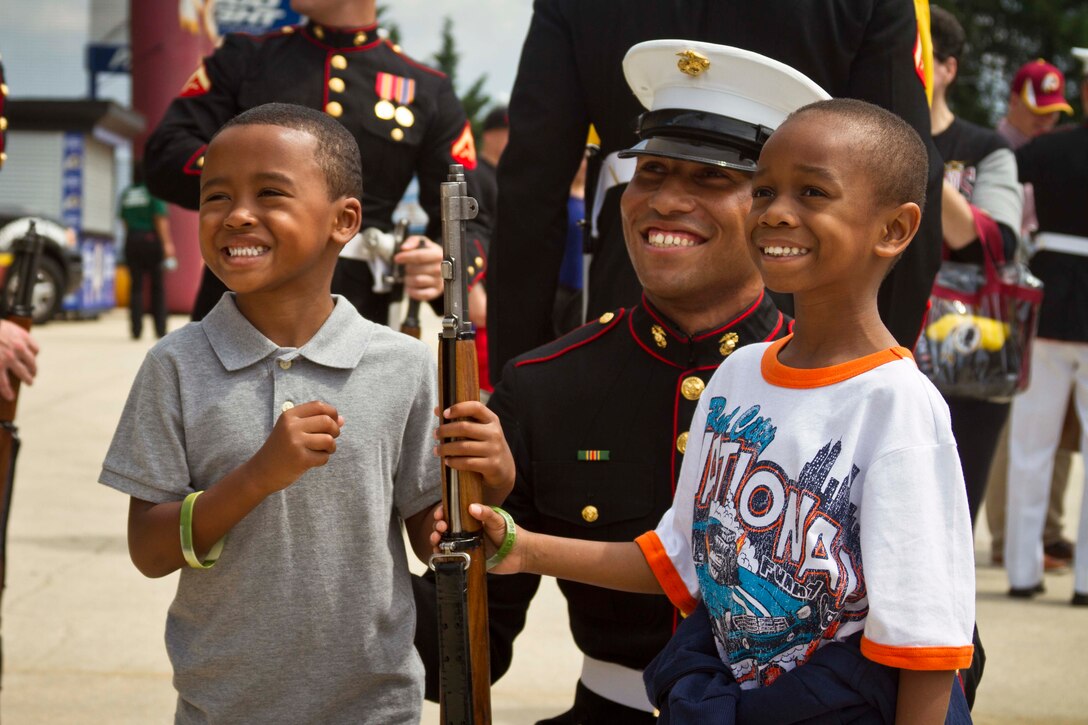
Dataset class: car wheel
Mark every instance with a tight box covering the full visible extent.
[4,255,64,325]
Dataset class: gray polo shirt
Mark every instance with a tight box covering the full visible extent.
[100,294,440,724]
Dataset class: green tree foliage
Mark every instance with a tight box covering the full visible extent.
[937,1,1088,125]
[376,5,401,46]
[430,17,493,139]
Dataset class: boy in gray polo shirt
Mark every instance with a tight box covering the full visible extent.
[99,103,510,724]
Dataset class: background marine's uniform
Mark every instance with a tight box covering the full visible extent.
[145,20,477,323]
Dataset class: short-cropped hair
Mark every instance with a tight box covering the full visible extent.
[787,98,928,212]
[213,102,363,201]
[930,6,966,63]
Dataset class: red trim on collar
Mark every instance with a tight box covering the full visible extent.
[764,311,785,341]
[387,41,448,77]
[629,310,682,369]
[301,27,383,52]
[514,308,626,367]
[642,294,684,341]
[641,290,767,342]
[693,289,765,342]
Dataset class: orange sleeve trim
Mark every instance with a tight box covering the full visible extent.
[636,531,698,615]
[860,636,974,671]
[761,336,915,389]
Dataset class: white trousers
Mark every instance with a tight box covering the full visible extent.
[1006,338,1088,594]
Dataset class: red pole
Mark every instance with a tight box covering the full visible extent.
[129,3,214,315]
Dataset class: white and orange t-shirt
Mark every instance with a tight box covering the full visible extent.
[637,336,975,688]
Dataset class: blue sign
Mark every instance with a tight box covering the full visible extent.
[86,44,131,74]
[215,0,302,36]
[63,234,116,314]
[61,133,83,232]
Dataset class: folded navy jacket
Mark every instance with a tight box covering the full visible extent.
[644,601,972,724]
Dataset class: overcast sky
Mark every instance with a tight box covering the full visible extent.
[0,0,534,107]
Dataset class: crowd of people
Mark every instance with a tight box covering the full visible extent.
[0,0,1080,722]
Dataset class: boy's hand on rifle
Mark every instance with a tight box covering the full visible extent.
[249,401,344,494]
[435,401,515,502]
[394,236,444,301]
[429,503,526,575]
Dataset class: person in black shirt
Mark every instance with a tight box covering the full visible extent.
[927,5,1022,525]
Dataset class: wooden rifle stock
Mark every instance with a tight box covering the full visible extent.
[0,222,44,687]
[432,165,491,725]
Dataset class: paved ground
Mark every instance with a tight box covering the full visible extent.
[1,307,1085,724]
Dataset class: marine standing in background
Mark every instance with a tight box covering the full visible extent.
[486,0,944,382]
[145,0,475,323]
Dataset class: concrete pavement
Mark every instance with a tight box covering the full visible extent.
[1,307,1085,724]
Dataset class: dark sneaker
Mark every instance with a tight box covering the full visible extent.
[1044,539,1075,562]
[1008,582,1045,598]
[1072,592,1088,607]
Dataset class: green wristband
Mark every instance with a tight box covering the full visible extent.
[180,491,225,569]
[486,506,517,570]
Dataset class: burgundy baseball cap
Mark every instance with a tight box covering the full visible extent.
[1011,59,1074,115]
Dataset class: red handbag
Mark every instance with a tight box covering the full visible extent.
[913,208,1044,400]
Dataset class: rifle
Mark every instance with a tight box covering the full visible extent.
[430,164,491,725]
[359,219,422,338]
[0,221,44,686]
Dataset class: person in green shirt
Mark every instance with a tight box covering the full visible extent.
[119,162,176,339]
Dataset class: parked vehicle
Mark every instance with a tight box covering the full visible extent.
[0,207,84,324]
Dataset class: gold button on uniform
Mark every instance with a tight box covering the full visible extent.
[581,505,599,523]
[353,31,367,45]
[325,101,343,117]
[328,77,345,93]
[0,117,7,131]
[331,54,348,70]
[313,25,325,39]
[719,332,739,357]
[599,312,615,324]
[676,431,689,454]
[680,376,705,401]
[281,401,295,412]
[391,128,404,141]
[196,156,204,168]
[278,360,292,370]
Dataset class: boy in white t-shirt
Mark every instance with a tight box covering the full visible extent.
[446,98,976,722]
